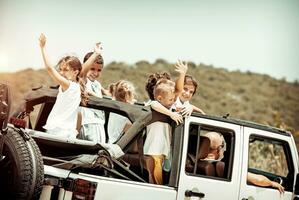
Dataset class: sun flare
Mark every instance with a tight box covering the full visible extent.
[0,53,8,68]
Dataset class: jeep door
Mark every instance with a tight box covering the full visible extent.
[176,116,242,199]
[239,127,298,200]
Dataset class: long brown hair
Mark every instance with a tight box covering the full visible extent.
[114,80,135,103]
[57,56,88,105]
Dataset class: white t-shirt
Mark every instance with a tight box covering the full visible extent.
[86,79,102,98]
[81,79,105,125]
[44,81,81,134]
[108,113,130,144]
[143,121,172,158]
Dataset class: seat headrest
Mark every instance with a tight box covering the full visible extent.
[198,136,211,159]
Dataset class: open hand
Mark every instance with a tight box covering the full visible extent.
[94,42,103,54]
[170,112,183,125]
[181,104,193,117]
[271,181,285,194]
[39,33,46,48]
[175,60,188,74]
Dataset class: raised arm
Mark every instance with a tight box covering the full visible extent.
[80,42,103,79]
[150,101,183,125]
[39,33,70,91]
[174,60,188,96]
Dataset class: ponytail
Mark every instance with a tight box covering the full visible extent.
[78,77,88,106]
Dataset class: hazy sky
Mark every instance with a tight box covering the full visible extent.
[0,0,298,81]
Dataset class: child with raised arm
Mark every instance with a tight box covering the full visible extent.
[107,80,135,143]
[172,74,205,116]
[149,60,188,120]
[80,47,107,97]
[151,61,205,117]
[39,33,87,138]
[78,44,107,143]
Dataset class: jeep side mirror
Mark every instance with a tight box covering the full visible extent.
[0,83,11,132]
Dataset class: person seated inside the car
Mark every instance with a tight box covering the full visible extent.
[205,132,284,193]
[189,131,226,177]
[202,132,225,160]
[247,172,284,194]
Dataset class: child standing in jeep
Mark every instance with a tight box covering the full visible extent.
[78,44,107,143]
[144,79,183,185]
[39,33,87,138]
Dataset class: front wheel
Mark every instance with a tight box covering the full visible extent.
[0,128,44,200]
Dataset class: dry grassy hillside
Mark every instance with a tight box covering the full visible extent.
[1,59,299,137]
[103,60,299,131]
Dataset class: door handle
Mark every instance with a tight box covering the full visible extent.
[185,190,205,198]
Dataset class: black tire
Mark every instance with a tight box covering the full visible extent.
[27,136,44,200]
[0,128,44,200]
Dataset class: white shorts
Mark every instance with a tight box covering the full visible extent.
[79,123,106,143]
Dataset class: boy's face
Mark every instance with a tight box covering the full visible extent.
[87,63,103,81]
[157,91,176,109]
[180,84,195,102]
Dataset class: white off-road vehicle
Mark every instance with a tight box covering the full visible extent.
[1,83,298,200]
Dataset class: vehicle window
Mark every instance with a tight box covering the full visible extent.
[248,135,294,192]
[185,123,235,181]
[29,104,42,128]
